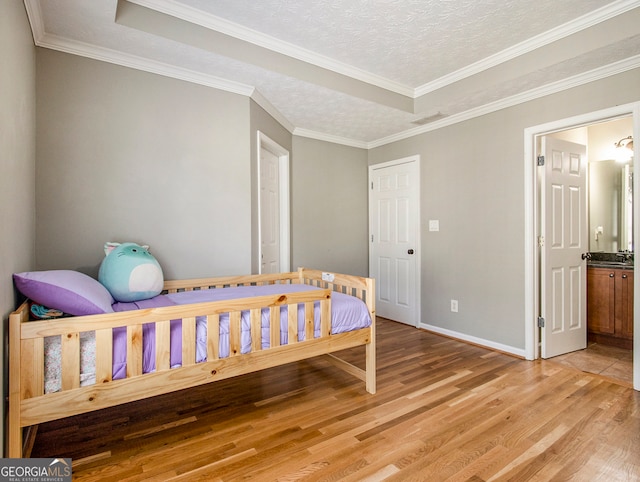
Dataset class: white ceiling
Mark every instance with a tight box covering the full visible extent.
[25,0,640,147]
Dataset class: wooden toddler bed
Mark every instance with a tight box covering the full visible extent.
[8,268,375,458]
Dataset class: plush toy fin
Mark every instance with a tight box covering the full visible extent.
[104,242,121,257]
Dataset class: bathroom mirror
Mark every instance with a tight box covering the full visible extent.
[589,160,633,252]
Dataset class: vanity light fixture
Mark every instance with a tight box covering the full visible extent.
[614,135,634,163]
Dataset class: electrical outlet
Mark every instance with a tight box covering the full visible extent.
[450,299,458,312]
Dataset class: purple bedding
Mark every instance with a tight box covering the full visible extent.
[109,284,372,380]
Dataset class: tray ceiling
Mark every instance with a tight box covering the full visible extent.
[25,0,640,147]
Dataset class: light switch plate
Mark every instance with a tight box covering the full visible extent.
[429,220,440,232]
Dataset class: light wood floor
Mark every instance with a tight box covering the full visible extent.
[30,318,640,481]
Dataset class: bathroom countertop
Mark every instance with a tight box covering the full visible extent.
[587,261,634,270]
[587,252,634,270]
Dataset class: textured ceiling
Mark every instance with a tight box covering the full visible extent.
[181,0,614,85]
[25,0,640,147]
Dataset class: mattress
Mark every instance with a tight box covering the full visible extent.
[43,284,372,393]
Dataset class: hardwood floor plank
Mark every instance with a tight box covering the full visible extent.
[28,318,639,481]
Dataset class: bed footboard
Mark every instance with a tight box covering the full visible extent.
[296,268,376,394]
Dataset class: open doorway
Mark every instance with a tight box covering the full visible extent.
[524,102,639,391]
[543,118,633,386]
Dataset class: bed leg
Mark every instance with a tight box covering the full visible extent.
[364,279,376,394]
[6,410,22,459]
[8,307,25,458]
[22,426,38,457]
[365,336,376,394]
[7,420,22,458]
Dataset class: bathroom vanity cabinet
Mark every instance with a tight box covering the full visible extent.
[587,266,633,349]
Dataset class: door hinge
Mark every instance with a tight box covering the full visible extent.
[537,236,544,247]
[371,181,374,190]
[371,234,374,242]
[537,155,545,166]
[537,316,545,328]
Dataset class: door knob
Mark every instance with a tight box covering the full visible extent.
[408,249,414,255]
[581,252,592,260]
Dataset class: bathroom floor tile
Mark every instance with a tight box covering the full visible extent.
[549,343,633,386]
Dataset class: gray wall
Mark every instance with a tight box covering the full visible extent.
[34,49,367,283]
[292,137,369,276]
[369,68,640,350]
[0,1,37,456]
[36,50,252,279]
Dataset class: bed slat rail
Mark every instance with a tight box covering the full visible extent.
[298,269,375,323]
[155,320,170,372]
[18,289,331,392]
[21,338,44,399]
[9,268,375,458]
[207,314,220,361]
[163,271,300,293]
[182,316,197,364]
[297,268,371,302]
[14,287,334,426]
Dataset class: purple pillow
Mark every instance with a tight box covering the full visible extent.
[13,270,114,316]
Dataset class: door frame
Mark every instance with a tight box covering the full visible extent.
[257,131,290,274]
[368,155,421,327]
[524,102,640,391]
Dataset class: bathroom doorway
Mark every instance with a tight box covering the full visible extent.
[524,102,639,391]
[549,117,634,386]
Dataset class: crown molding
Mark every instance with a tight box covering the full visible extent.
[25,0,255,96]
[129,0,415,97]
[414,0,640,97]
[250,90,295,133]
[35,33,256,97]
[370,53,640,149]
[23,0,640,151]
[23,0,44,42]
[292,128,369,150]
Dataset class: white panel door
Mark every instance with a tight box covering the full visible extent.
[369,157,419,326]
[541,137,588,358]
[260,147,280,274]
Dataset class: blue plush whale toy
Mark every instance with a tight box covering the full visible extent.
[98,242,164,302]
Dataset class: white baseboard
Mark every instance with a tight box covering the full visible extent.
[419,323,527,359]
